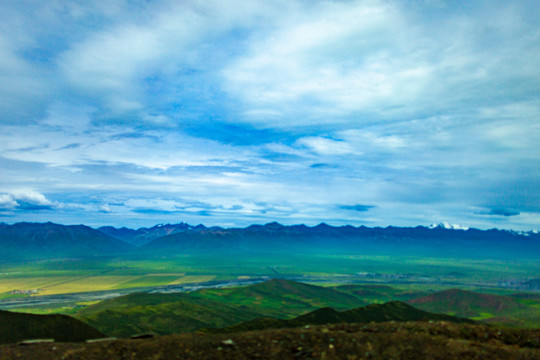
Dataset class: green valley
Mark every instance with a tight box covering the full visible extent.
[68,279,540,338]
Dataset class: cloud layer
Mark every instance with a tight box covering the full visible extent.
[0,0,539,230]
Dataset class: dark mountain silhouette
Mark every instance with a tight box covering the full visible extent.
[0,309,105,344]
[3,221,539,261]
[137,222,540,259]
[97,226,138,242]
[0,222,132,260]
[206,301,475,333]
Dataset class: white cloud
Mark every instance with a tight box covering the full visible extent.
[296,137,357,156]
[222,1,540,129]
[0,122,251,170]
[0,37,51,123]
[0,191,56,211]
[0,194,18,210]
[1,1,540,230]
[222,1,424,125]
[56,0,285,119]
[42,102,95,129]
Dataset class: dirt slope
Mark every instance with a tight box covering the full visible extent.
[1,321,538,360]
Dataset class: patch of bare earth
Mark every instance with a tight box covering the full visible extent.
[1,321,539,360]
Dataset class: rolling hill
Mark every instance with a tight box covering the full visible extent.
[189,279,364,318]
[406,288,540,328]
[75,292,262,337]
[333,284,429,302]
[206,301,475,333]
[74,279,540,338]
[407,289,524,318]
[77,279,532,338]
[0,309,105,344]
[75,279,373,336]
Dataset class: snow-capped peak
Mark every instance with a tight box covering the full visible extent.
[429,222,469,231]
[513,229,539,236]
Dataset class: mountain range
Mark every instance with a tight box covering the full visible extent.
[1,221,539,260]
[98,222,206,246]
[0,222,132,260]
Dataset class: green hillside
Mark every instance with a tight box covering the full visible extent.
[75,279,366,337]
[74,280,540,337]
[76,292,194,315]
[76,292,261,337]
[333,284,429,303]
[0,309,104,344]
[189,279,362,318]
[408,289,524,317]
[407,288,540,328]
[207,301,475,333]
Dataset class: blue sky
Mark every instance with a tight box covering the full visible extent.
[1,0,539,230]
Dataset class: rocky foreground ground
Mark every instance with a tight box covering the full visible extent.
[1,321,539,360]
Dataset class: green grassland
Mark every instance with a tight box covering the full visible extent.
[2,277,539,340]
[2,253,537,287]
[188,279,364,319]
[71,279,540,337]
[1,254,538,325]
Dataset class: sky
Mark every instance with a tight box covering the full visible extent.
[0,0,539,230]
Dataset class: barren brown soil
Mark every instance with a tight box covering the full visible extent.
[1,321,539,360]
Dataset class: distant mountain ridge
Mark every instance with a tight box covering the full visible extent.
[1,221,539,261]
[98,222,201,246]
[133,221,540,259]
[0,222,133,260]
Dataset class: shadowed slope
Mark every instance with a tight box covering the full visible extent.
[0,309,105,344]
[76,292,261,337]
[207,301,474,333]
